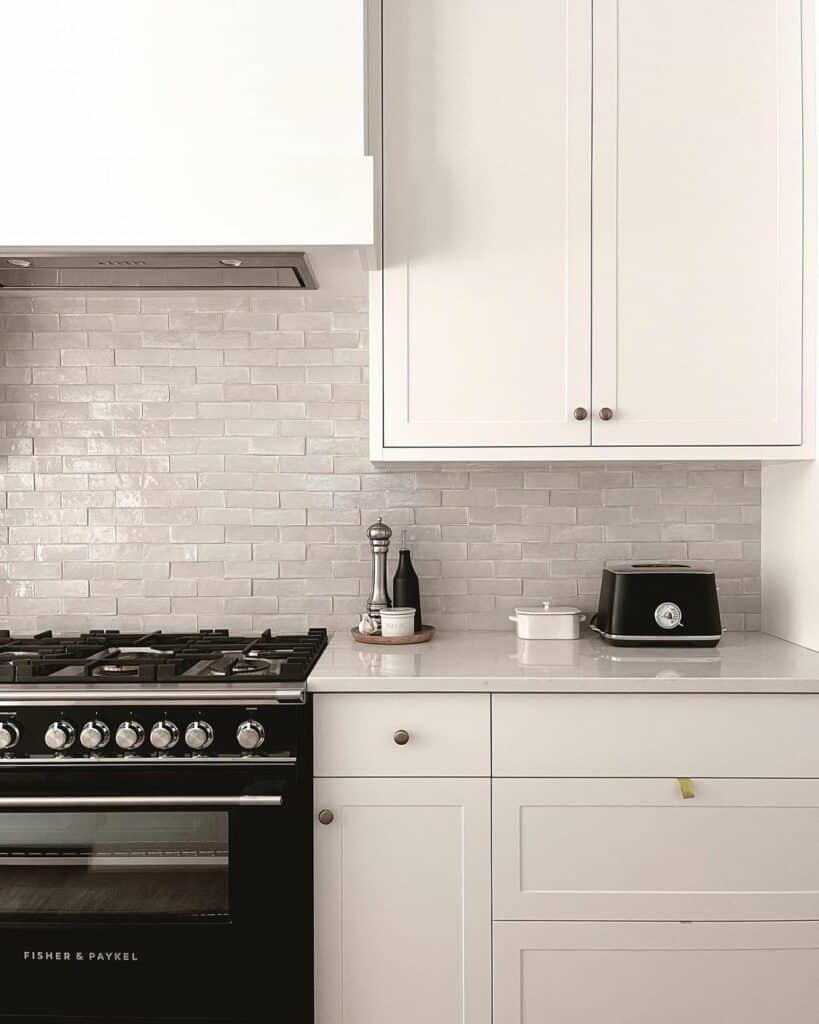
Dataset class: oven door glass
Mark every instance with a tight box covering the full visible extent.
[0,811,229,919]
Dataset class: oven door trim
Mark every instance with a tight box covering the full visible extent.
[0,794,282,808]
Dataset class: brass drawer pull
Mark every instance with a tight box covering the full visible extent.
[677,777,695,800]
[393,729,410,746]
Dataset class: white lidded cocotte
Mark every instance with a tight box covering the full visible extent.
[508,600,586,640]
[379,607,416,638]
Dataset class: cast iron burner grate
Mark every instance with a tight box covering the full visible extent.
[0,628,328,684]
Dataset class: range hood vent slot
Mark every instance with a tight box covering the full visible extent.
[0,252,318,290]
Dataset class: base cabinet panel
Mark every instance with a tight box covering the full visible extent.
[314,777,491,1024]
[493,778,819,921]
[494,922,819,1024]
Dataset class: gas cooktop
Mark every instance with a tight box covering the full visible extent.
[0,628,328,704]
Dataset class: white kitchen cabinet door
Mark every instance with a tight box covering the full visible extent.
[494,921,819,1024]
[376,0,592,450]
[592,0,806,447]
[314,778,491,1024]
[493,778,819,922]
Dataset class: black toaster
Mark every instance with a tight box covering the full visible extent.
[590,563,722,647]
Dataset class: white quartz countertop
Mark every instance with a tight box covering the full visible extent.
[308,630,819,693]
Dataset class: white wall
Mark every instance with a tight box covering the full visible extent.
[763,463,819,647]
[761,6,819,649]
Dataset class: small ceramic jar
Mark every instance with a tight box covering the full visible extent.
[508,600,586,640]
[379,607,417,638]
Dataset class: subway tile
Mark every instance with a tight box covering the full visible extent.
[223,312,278,331]
[89,332,142,349]
[34,331,88,350]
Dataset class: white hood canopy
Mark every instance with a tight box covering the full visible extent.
[0,0,373,250]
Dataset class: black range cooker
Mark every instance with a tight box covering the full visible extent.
[0,627,327,1024]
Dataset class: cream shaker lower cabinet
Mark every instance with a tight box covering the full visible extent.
[314,777,491,1024]
[492,777,819,922]
[494,922,819,1024]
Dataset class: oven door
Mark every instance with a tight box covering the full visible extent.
[0,763,312,1024]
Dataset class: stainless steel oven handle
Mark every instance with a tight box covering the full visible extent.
[0,795,282,808]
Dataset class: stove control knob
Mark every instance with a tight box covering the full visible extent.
[80,720,110,751]
[45,721,75,751]
[0,721,20,751]
[185,721,214,751]
[150,721,179,751]
[115,721,145,751]
[236,720,265,751]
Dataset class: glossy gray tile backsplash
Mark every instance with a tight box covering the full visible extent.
[0,290,761,633]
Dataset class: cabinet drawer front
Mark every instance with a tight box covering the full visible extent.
[493,694,819,777]
[494,778,819,921]
[494,921,819,1024]
[314,694,490,777]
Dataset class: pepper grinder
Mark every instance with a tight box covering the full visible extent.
[365,517,392,625]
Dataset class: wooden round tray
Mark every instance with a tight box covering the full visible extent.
[351,625,435,646]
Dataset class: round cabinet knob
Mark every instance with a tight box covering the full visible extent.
[185,721,214,751]
[0,722,20,751]
[393,729,410,746]
[80,720,110,751]
[236,720,265,751]
[150,720,179,751]
[573,407,588,421]
[598,407,614,421]
[318,809,334,825]
[115,721,145,751]
[45,721,76,752]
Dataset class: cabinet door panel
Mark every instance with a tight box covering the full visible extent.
[381,0,591,448]
[314,778,491,1024]
[494,778,819,921]
[592,0,804,446]
[495,922,819,1024]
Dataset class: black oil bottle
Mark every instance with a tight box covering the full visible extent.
[392,533,422,633]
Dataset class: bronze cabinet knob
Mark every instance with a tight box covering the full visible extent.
[573,407,588,421]
[598,407,614,421]
[318,809,334,825]
[393,729,410,746]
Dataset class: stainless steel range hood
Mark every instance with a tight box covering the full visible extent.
[0,252,318,290]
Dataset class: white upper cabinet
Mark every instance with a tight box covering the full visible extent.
[0,0,373,247]
[592,0,805,447]
[370,0,814,460]
[375,0,592,450]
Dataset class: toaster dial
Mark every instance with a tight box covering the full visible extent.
[655,602,683,630]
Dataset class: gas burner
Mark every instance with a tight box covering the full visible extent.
[91,663,142,678]
[88,646,170,678]
[206,653,282,677]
